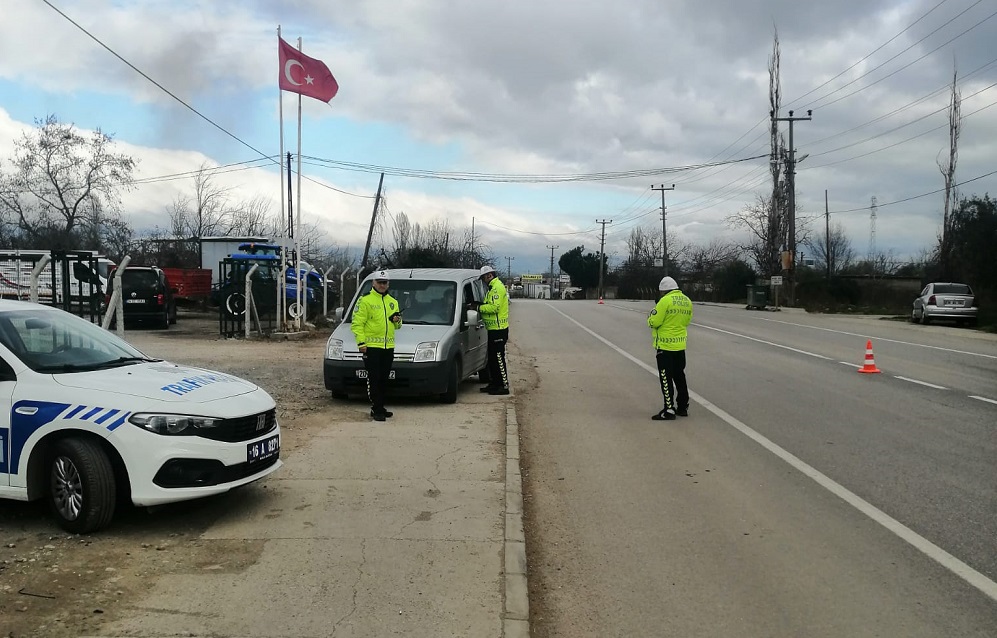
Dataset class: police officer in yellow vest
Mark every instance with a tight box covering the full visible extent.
[352,270,403,421]
[647,276,693,420]
[471,265,511,395]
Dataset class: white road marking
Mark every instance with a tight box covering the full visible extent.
[546,303,997,604]
[694,324,832,360]
[754,317,997,360]
[969,395,997,406]
[894,376,948,390]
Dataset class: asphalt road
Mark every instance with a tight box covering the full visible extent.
[514,299,997,638]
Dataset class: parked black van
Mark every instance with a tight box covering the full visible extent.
[105,266,178,328]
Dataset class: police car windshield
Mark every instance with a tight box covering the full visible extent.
[0,307,156,373]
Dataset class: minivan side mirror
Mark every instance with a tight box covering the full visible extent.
[335,307,345,321]
[465,309,479,326]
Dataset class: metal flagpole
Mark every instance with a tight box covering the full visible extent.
[277,26,287,329]
[295,37,304,331]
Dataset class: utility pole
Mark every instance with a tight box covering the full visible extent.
[546,245,559,294]
[773,110,811,305]
[825,189,830,281]
[504,256,514,280]
[595,219,612,300]
[360,172,385,274]
[651,184,675,276]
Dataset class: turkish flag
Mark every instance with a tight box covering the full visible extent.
[278,37,338,103]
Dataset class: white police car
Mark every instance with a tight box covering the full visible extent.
[0,300,281,533]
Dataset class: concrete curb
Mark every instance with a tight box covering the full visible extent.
[503,403,530,638]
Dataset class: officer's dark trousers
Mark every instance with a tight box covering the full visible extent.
[486,328,509,389]
[364,347,394,415]
[655,349,688,412]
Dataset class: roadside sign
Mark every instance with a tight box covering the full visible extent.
[771,276,783,286]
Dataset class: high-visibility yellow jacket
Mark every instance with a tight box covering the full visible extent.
[479,278,510,330]
[352,289,402,349]
[648,290,693,351]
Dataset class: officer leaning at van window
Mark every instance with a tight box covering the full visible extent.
[647,276,693,421]
[352,270,403,421]
[470,265,511,395]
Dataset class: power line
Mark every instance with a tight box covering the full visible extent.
[299,154,767,183]
[41,0,275,166]
[807,0,989,110]
[786,0,955,109]
[815,6,997,112]
[828,167,997,214]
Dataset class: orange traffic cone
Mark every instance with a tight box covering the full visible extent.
[857,340,881,374]
[598,297,604,304]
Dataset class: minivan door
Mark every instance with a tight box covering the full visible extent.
[461,280,487,374]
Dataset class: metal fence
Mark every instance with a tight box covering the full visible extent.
[0,251,104,323]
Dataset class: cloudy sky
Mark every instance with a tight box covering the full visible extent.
[2,0,995,274]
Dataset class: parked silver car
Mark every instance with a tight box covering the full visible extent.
[911,282,977,326]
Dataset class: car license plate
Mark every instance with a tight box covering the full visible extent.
[125,299,146,304]
[247,433,279,464]
[355,369,396,379]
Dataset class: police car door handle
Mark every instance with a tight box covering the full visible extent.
[15,406,38,415]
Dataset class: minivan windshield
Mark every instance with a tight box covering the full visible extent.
[0,307,156,373]
[348,280,458,326]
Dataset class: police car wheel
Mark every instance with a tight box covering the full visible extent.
[48,438,117,534]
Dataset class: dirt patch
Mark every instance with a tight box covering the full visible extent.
[0,310,355,638]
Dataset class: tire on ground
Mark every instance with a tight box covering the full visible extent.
[47,438,117,534]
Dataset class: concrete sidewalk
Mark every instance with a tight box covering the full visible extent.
[84,396,528,638]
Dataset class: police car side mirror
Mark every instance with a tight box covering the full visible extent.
[335,307,345,321]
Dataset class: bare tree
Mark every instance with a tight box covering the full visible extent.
[168,163,232,239]
[768,29,787,273]
[804,221,855,276]
[683,238,741,278]
[0,114,136,251]
[624,226,661,268]
[937,61,961,276]
[229,194,280,237]
[726,195,786,274]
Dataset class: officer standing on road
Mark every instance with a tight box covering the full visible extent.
[352,270,403,421]
[471,265,511,395]
[647,276,693,420]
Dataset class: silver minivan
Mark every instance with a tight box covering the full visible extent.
[323,268,489,403]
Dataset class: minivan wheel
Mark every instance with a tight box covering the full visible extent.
[48,438,117,534]
[440,359,460,404]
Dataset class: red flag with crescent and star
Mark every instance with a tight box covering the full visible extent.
[278,37,338,102]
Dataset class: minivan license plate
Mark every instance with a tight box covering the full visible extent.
[355,369,396,379]
[247,433,279,464]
